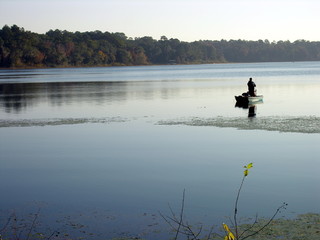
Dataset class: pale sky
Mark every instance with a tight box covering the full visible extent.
[1,0,319,42]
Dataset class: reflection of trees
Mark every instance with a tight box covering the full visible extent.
[0,84,34,113]
[46,82,130,106]
[0,81,186,114]
[0,81,164,113]
[0,82,131,113]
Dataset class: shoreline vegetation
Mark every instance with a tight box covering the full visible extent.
[0,210,319,240]
[1,25,320,69]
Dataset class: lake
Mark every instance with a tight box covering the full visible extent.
[1,62,320,239]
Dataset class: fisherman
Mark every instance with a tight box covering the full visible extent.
[247,78,256,96]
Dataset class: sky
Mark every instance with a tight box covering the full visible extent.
[1,0,320,42]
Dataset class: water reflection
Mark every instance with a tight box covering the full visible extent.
[0,82,132,113]
[235,102,258,118]
[0,84,29,113]
[1,64,320,240]
[248,105,256,118]
[0,81,194,114]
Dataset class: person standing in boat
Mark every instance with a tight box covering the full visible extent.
[247,78,256,96]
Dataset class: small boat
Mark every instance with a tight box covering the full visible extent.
[235,94,263,104]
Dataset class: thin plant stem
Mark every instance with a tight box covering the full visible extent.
[234,175,246,239]
[175,189,186,240]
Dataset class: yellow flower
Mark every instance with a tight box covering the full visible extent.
[244,163,253,169]
[243,163,253,176]
[223,223,235,240]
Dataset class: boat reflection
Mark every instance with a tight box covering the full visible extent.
[235,101,261,118]
[248,105,256,118]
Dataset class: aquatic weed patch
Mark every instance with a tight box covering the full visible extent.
[236,213,320,240]
[0,117,128,128]
[158,116,320,134]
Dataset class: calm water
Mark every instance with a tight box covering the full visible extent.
[1,62,320,239]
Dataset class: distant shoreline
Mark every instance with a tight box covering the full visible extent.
[1,60,318,71]
[0,62,222,70]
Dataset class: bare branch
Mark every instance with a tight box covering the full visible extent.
[238,213,259,239]
[206,225,217,240]
[0,214,13,233]
[174,189,186,240]
[26,208,41,240]
[240,203,288,240]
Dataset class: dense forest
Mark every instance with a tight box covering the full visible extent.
[1,25,320,68]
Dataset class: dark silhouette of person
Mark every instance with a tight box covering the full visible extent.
[247,78,256,96]
[248,105,256,117]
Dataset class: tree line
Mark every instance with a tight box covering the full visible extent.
[1,24,320,68]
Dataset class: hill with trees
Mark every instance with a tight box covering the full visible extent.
[1,25,320,68]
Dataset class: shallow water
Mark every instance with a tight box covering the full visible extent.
[0,62,320,239]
